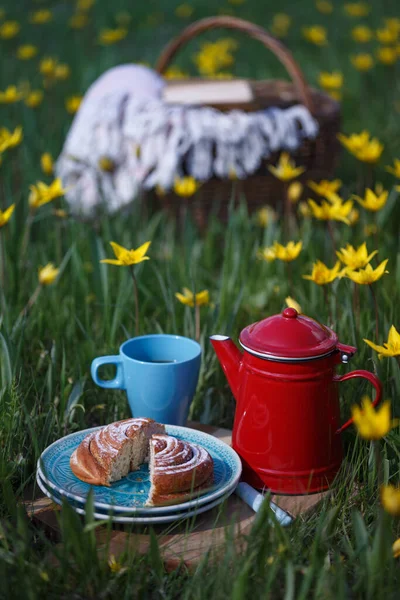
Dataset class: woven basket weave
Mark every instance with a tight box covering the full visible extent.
[154,16,341,229]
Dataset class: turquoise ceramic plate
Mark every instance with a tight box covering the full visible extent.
[37,425,242,514]
[36,470,235,524]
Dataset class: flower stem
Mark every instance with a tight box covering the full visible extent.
[20,210,34,267]
[369,284,379,340]
[195,303,200,342]
[0,231,5,311]
[373,439,383,488]
[14,284,42,329]
[130,267,140,337]
[322,285,332,325]
[283,182,292,241]
[327,220,337,256]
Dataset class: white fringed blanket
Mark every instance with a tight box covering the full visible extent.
[56,66,319,216]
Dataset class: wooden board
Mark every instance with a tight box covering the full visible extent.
[24,422,329,571]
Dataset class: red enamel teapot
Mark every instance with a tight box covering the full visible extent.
[211,308,382,495]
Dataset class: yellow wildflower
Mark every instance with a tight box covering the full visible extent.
[164,66,188,79]
[0,85,23,104]
[376,27,398,45]
[345,259,389,285]
[101,241,151,266]
[29,179,66,210]
[0,20,19,39]
[193,40,235,76]
[174,176,199,197]
[381,485,400,516]
[175,288,210,307]
[53,209,68,219]
[376,46,398,65]
[77,0,95,10]
[175,4,193,18]
[308,179,342,197]
[364,325,400,359]
[336,242,377,270]
[348,208,360,225]
[98,28,127,45]
[30,9,53,24]
[271,13,291,38]
[69,14,88,29]
[258,241,303,263]
[393,539,400,558]
[344,3,369,17]
[54,64,71,80]
[353,188,388,211]
[351,53,374,71]
[285,296,302,313]
[318,71,343,91]
[288,181,303,203]
[302,26,327,46]
[108,554,125,574]
[0,204,15,228]
[256,206,275,227]
[307,198,353,224]
[338,131,384,163]
[38,263,60,285]
[385,18,400,33]
[268,152,305,182]
[298,201,311,218]
[0,126,23,153]
[352,396,397,440]
[16,45,38,60]
[386,159,400,178]
[316,1,333,14]
[351,25,373,43]
[40,153,54,176]
[303,260,343,285]
[40,58,57,77]
[25,90,43,108]
[65,95,82,114]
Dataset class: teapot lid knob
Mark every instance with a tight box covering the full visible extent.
[282,307,298,319]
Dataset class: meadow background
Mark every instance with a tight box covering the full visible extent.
[0,0,400,598]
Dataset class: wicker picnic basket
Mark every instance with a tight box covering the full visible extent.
[154,16,341,229]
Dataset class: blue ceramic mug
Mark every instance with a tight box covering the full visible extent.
[91,334,201,425]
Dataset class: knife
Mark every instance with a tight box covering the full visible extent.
[234,482,293,526]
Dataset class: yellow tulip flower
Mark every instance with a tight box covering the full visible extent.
[303,260,343,285]
[98,28,127,45]
[16,45,38,60]
[0,21,20,39]
[40,57,57,77]
[25,90,43,108]
[351,25,373,43]
[385,18,400,33]
[338,131,384,163]
[268,153,305,182]
[318,71,343,91]
[29,179,66,210]
[376,28,398,45]
[30,9,52,24]
[376,46,398,65]
[348,208,360,225]
[65,96,82,114]
[364,325,400,359]
[0,85,23,104]
[336,243,378,270]
[307,198,353,224]
[285,296,302,313]
[316,1,333,15]
[350,53,374,71]
[174,176,200,197]
[352,396,398,440]
[386,159,400,178]
[77,0,95,9]
[302,26,328,46]
[353,188,388,211]
[40,153,54,176]
[345,259,389,285]
[271,13,291,38]
[381,485,400,516]
[393,539,400,558]
[38,263,60,286]
[101,241,151,266]
[164,66,188,80]
[69,14,89,29]
[0,126,23,153]
[308,179,342,198]
[54,64,70,81]
[256,206,275,227]
[258,241,303,263]
[344,2,370,17]
[0,204,15,228]
[175,288,210,307]
[287,181,303,203]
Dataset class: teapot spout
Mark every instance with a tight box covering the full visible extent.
[210,335,243,402]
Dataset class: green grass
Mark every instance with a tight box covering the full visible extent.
[1,0,400,598]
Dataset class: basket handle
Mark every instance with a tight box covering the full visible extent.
[155,16,315,114]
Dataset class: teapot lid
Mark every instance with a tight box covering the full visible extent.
[239,308,338,361]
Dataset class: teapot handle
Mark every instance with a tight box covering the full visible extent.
[334,370,382,435]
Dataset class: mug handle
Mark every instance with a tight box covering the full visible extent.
[91,356,125,389]
[334,369,382,435]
